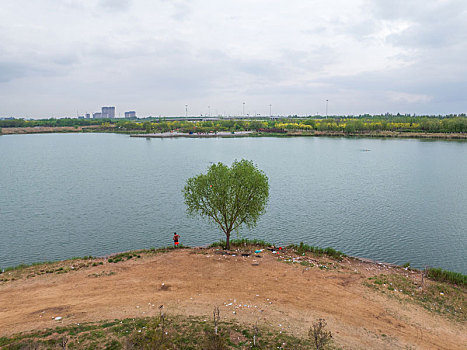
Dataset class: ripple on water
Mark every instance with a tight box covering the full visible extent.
[0,134,466,273]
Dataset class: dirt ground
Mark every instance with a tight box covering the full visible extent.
[0,248,465,349]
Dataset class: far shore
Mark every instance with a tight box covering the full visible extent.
[130,131,254,138]
[2,126,467,140]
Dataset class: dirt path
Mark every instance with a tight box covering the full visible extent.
[0,249,465,349]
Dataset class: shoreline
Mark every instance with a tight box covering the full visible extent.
[0,243,465,349]
[2,127,467,140]
[0,243,415,273]
[284,130,467,139]
[2,242,465,278]
[130,131,254,138]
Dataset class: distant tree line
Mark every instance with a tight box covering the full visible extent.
[115,119,268,133]
[276,116,467,133]
[2,115,467,133]
[0,118,112,128]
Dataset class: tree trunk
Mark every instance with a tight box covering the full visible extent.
[225,231,231,250]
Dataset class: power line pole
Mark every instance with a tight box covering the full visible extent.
[243,102,245,117]
[269,104,272,117]
[185,104,188,118]
[326,99,329,119]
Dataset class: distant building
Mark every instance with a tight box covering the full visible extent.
[125,111,136,118]
[85,113,90,119]
[93,112,103,118]
[78,116,84,119]
[102,106,115,119]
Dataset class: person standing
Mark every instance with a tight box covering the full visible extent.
[173,232,180,247]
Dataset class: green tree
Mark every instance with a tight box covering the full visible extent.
[183,159,269,250]
[143,121,153,133]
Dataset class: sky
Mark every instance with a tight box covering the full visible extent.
[1,0,466,118]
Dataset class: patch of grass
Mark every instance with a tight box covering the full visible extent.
[288,242,346,261]
[100,321,119,329]
[104,339,122,350]
[1,255,98,273]
[299,261,314,267]
[107,246,190,263]
[107,251,139,263]
[366,273,466,322]
[427,267,466,286]
[1,246,189,275]
[2,261,56,273]
[71,256,95,261]
[0,314,318,349]
[88,271,116,278]
[209,238,272,249]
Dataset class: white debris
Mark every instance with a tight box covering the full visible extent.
[54,316,62,321]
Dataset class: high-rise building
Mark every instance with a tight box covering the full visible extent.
[102,106,115,118]
[125,111,136,118]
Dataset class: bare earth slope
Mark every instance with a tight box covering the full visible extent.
[0,248,465,349]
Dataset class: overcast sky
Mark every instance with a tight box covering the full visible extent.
[1,0,466,118]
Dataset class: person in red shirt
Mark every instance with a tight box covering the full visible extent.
[173,232,180,247]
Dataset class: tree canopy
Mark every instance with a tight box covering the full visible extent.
[183,159,269,249]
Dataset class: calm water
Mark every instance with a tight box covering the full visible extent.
[0,133,466,273]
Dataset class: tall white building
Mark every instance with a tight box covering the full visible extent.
[101,106,115,118]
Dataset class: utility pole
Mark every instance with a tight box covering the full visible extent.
[269,104,272,117]
[185,104,188,118]
[243,102,245,117]
[326,99,329,119]
[208,105,211,117]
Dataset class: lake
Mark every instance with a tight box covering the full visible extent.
[0,133,466,273]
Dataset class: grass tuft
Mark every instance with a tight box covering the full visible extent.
[427,268,466,286]
[288,242,346,261]
[2,261,56,273]
[209,238,272,249]
[0,315,315,349]
[107,246,189,263]
[366,273,466,322]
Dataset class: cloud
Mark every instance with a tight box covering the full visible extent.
[0,0,466,117]
[388,91,431,104]
[0,62,37,82]
[0,59,75,83]
[98,0,131,12]
[170,0,192,21]
[370,0,467,48]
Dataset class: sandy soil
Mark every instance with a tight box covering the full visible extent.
[0,248,465,349]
